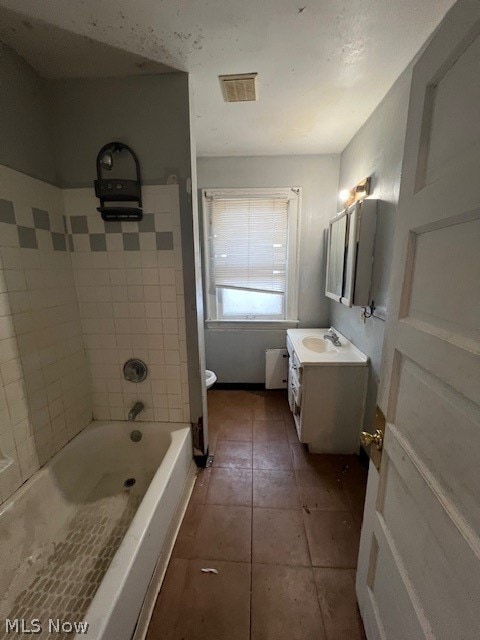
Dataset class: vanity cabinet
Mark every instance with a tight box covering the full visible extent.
[287,329,368,454]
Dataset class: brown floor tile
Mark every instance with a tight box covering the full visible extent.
[251,564,326,640]
[214,440,253,468]
[208,390,254,420]
[172,502,203,558]
[192,504,252,562]
[207,420,221,454]
[149,391,368,640]
[216,419,253,441]
[189,468,211,505]
[252,507,311,566]
[290,443,328,470]
[253,442,293,470]
[303,510,361,568]
[295,468,350,511]
[147,558,189,640]
[329,457,368,521]
[206,468,252,506]
[314,568,366,640]
[253,390,290,420]
[253,469,300,509]
[148,558,251,640]
[284,414,300,443]
[253,419,288,442]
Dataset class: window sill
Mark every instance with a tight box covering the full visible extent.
[205,319,300,330]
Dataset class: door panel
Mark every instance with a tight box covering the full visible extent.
[426,34,480,184]
[370,544,425,640]
[408,218,480,337]
[379,444,480,639]
[357,2,480,638]
[394,357,480,532]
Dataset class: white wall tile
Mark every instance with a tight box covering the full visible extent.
[0,167,92,505]
[63,185,190,425]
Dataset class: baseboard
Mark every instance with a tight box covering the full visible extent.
[132,460,197,640]
[212,382,266,390]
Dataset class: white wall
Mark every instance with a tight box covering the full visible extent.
[197,155,339,383]
[331,65,413,429]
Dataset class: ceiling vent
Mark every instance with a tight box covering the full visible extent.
[219,73,258,102]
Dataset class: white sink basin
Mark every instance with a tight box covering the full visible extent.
[287,328,368,366]
[301,336,338,353]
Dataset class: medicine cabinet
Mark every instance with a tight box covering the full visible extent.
[325,199,377,307]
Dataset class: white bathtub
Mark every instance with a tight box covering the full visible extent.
[0,420,194,640]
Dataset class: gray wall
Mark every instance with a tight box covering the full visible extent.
[331,65,413,431]
[0,43,56,184]
[48,71,203,429]
[197,155,340,383]
[49,73,192,187]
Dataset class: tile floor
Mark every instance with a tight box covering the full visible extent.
[147,389,367,640]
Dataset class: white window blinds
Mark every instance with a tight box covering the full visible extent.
[206,194,289,295]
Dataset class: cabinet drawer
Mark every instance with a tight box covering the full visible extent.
[288,367,302,405]
[286,335,294,358]
[290,355,302,384]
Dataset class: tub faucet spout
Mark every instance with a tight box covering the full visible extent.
[128,402,144,421]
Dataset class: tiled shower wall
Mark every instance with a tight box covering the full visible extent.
[0,172,190,503]
[63,185,189,424]
[0,166,92,503]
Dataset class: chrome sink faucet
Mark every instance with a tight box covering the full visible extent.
[128,401,144,421]
[323,328,342,347]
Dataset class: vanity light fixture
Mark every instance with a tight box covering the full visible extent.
[338,177,371,208]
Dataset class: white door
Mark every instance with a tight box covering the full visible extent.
[356,2,480,638]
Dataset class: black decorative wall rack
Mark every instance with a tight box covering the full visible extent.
[94,142,143,221]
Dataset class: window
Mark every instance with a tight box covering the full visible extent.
[203,188,300,322]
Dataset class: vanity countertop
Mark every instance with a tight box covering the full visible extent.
[287,328,368,366]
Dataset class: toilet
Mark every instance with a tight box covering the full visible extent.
[205,369,217,389]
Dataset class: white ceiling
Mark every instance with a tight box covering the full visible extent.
[0,0,456,156]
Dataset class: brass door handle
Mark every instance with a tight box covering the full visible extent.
[361,429,383,451]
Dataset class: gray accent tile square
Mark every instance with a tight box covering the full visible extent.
[33,208,50,230]
[156,231,174,250]
[18,226,38,249]
[90,233,107,252]
[104,221,122,233]
[71,216,89,234]
[68,235,74,252]
[0,199,15,224]
[138,213,155,232]
[52,232,67,252]
[123,233,140,251]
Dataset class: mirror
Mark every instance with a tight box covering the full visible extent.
[325,200,377,308]
[325,210,347,301]
[342,204,360,306]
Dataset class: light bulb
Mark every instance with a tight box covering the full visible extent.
[339,188,351,203]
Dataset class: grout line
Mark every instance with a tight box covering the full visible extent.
[171,555,358,570]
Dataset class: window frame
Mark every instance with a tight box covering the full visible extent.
[202,187,301,326]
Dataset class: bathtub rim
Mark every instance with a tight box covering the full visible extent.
[80,422,192,640]
[0,419,186,519]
